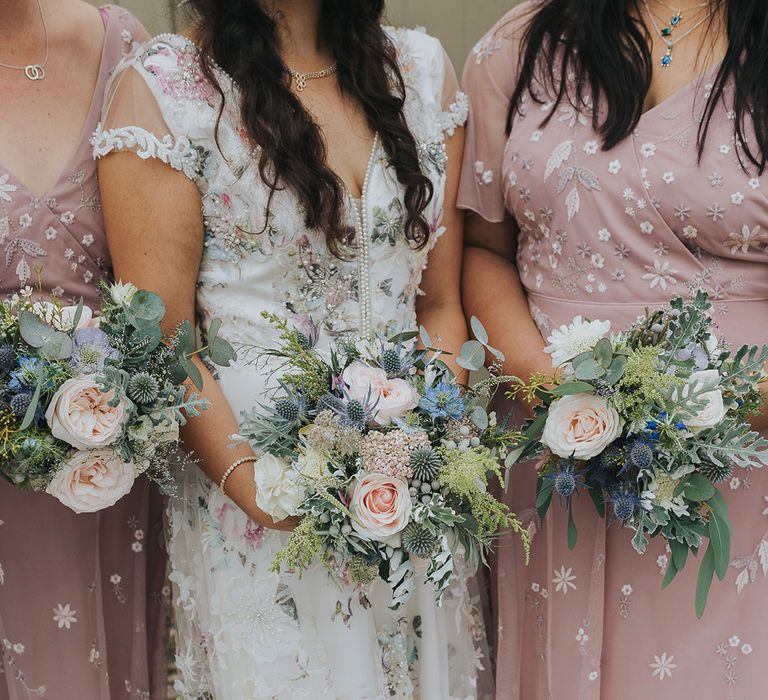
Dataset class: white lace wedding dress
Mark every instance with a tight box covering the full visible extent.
[93,27,490,700]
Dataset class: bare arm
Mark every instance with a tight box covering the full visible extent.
[98,152,295,530]
[462,213,553,389]
[417,128,469,382]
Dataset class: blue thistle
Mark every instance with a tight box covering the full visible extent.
[9,392,32,418]
[322,387,378,430]
[0,344,16,373]
[70,328,120,375]
[419,382,464,421]
[626,438,655,471]
[607,489,641,525]
[543,463,585,506]
[588,441,625,488]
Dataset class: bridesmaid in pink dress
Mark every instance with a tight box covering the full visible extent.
[0,4,167,699]
[460,1,768,698]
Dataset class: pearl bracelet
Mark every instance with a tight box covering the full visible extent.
[219,456,257,496]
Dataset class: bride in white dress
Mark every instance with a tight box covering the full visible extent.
[93,1,489,698]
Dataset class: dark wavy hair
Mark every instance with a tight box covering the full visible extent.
[508,0,768,172]
[186,0,433,256]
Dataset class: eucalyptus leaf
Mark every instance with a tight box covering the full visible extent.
[129,290,165,326]
[669,537,689,573]
[457,340,486,372]
[536,481,553,519]
[470,405,489,431]
[19,311,56,349]
[418,325,432,349]
[470,316,489,345]
[593,337,613,369]
[604,355,628,385]
[682,473,716,502]
[574,358,605,381]
[551,381,595,397]
[661,554,679,590]
[70,298,85,332]
[179,355,203,391]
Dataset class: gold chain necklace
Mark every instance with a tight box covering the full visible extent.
[288,63,338,92]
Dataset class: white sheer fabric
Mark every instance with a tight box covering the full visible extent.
[93,28,489,700]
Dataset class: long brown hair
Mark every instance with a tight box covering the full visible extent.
[508,0,768,172]
[187,0,434,256]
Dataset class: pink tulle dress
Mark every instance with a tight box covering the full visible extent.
[0,8,167,700]
[459,3,768,698]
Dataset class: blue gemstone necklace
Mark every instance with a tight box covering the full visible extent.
[642,0,715,68]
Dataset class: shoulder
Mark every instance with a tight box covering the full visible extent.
[384,25,447,81]
[110,33,219,109]
[99,4,150,63]
[463,1,540,94]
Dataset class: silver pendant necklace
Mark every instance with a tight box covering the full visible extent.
[0,0,49,81]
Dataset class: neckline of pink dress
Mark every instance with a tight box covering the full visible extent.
[638,56,724,121]
[0,6,114,202]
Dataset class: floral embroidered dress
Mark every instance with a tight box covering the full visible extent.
[92,29,489,700]
[0,7,168,700]
[459,3,768,699]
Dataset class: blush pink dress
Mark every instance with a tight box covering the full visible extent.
[0,8,168,700]
[459,3,768,699]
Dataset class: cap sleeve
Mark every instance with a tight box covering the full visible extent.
[457,6,532,222]
[91,38,210,182]
[437,47,468,137]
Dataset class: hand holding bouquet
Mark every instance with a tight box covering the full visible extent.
[509,292,768,615]
[239,314,528,608]
[0,282,235,512]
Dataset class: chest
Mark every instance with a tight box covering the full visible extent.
[0,37,103,200]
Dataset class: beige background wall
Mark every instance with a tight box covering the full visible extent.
[92,1,518,71]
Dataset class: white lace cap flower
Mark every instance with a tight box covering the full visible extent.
[544,315,611,367]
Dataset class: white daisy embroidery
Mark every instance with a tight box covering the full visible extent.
[731,192,745,205]
[53,603,78,629]
[662,172,675,184]
[0,174,17,202]
[640,142,657,158]
[650,652,677,680]
[553,565,577,594]
[608,160,622,174]
[642,259,678,290]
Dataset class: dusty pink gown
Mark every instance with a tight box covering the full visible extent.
[0,7,168,700]
[459,4,768,699]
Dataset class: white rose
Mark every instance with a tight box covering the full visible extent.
[253,453,303,521]
[46,377,131,449]
[33,301,95,331]
[46,449,135,513]
[684,369,727,432]
[343,361,419,426]
[541,393,624,460]
[110,281,138,306]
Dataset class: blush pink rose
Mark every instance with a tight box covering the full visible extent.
[46,449,135,513]
[350,472,412,542]
[541,393,624,460]
[46,377,131,450]
[342,361,419,426]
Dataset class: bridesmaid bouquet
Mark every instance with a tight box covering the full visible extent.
[0,282,235,512]
[239,313,527,608]
[509,292,768,615]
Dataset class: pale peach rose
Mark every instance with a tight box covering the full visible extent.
[350,472,412,542]
[342,361,419,426]
[541,393,624,460]
[46,449,135,513]
[46,377,131,450]
[33,301,96,330]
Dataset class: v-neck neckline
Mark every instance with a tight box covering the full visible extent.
[0,8,112,203]
[639,58,723,121]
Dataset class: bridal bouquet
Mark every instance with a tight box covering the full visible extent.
[239,313,527,608]
[509,292,768,615]
[0,282,235,512]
